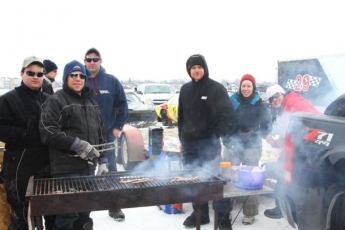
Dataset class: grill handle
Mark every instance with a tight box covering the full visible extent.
[25,176,35,197]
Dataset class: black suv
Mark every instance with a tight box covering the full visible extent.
[277,112,345,230]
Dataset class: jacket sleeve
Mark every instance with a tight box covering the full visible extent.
[215,86,236,140]
[39,97,75,150]
[259,104,272,138]
[112,80,128,131]
[0,93,26,144]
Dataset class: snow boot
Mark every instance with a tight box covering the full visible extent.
[73,217,93,230]
[218,212,232,230]
[264,206,283,219]
[183,204,209,228]
[109,208,125,221]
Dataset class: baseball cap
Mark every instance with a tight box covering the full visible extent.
[22,56,45,68]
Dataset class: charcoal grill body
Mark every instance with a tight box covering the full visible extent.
[26,170,223,230]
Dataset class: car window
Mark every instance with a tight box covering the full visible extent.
[144,85,174,94]
[125,92,142,103]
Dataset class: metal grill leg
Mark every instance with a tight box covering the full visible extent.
[195,201,201,230]
[214,201,219,230]
[35,216,44,230]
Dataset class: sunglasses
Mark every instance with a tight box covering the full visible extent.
[268,92,281,103]
[85,58,101,63]
[26,70,44,77]
[69,72,87,79]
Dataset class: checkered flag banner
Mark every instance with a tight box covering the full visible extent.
[285,75,322,90]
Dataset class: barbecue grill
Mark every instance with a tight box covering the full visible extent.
[26,169,224,230]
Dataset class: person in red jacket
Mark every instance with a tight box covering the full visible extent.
[263,84,320,219]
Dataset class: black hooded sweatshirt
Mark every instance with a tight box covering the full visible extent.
[178,54,235,141]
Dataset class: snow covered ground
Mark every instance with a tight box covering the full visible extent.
[91,196,294,229]
[90,125,295,229]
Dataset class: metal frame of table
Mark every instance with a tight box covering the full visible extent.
[213,182,274,230]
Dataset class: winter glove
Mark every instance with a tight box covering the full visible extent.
[70,137,100,160]
[97,163,109,176]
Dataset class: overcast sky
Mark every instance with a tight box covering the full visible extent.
[1,0,345,83]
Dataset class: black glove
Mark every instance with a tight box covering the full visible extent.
[70,137,100,160]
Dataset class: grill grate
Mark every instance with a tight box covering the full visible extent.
[32,170,220,195]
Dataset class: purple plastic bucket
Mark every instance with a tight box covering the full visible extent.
[234,166,266,190]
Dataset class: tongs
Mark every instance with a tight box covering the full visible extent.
[93,141,118,153]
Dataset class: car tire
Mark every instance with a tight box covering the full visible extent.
[161,110,172,126]
[116,139,122,164]
[330,193,345,229]
[120,134,138,170]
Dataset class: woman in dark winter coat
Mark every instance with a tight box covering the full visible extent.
[224,74,272,225]
[39,60,107,230]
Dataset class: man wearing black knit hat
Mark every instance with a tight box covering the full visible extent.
[42,59,58,95]
[178,54,236,230]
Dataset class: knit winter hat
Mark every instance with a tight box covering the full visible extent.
[186,54,209,78]
[240,74,256,86]
[266,84,286,99]
[43,60,58,74]
[63,60,87,84]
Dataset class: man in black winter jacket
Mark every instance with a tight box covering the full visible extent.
[0,56,50,230]
[40,60,107,230]
[178,54,236,230]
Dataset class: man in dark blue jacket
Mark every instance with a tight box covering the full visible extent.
[178,54,236,230]
[84,48,128,221]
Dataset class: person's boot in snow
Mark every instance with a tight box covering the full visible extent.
[264,205,283,219]
[183,204,210,228]
[109,208,125,221]
[218,212,232,230]
[242,215,255,225]
[73,217,93,230]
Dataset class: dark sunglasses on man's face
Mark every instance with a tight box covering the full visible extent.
[25,70,44,77]
[69,72,87,79]
[268,92,281,103]
[85,58,100,63]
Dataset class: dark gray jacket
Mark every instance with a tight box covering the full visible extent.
[40,85,106,175]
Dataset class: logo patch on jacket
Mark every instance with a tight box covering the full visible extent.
[99,90,110,94]
[201,96,207,100]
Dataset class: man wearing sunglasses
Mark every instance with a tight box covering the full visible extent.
[0,56,51,229]
[84,48,128,222]
[263,84,320,220]
[40,60,108,230]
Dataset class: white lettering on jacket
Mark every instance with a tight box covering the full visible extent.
[201,96,207,100]
[99,90,110,94]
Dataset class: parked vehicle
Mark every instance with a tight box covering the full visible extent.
[155,94,179,126]
[115,91,156,170]
[277,112,345,230]
[136,83,178,105]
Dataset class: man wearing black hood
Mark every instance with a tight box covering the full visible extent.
[178,54,235,230]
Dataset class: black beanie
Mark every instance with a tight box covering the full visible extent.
[43,60,58,73]
[186,54,209,78]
